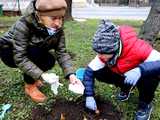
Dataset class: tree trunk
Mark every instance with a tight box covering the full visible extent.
[138,0,160,45]
[64,0,73,20]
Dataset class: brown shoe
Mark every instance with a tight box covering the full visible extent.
[25,83,47,103]
[35,80,44,88]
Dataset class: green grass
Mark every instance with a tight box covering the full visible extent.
[0,17,160,120]
[0,16,19,25]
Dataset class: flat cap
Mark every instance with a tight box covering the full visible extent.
[35,0,67,16]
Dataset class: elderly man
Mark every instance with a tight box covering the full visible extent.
[0,0,83,103]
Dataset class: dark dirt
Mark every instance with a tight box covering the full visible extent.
[32,97,122,120]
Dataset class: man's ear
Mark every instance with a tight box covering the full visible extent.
[35,12,43,24]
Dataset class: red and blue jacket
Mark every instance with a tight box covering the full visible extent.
[83,25,158,97]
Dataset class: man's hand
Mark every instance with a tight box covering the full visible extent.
[69,74,83,86]
[124,67,141,86]
[85,96,97,111]
[41,73,59,84]
[41,73,62,95]
[68,74,84,94]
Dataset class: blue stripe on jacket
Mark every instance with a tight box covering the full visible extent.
[83,61,160,97]
[139,61,160,77]
[83,66,95,96]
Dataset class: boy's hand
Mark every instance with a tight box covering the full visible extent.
[85,96,97,111]
[124,67,141,86]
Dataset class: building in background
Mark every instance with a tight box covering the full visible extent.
[0,0,154,16]
[94,0,153,6]
[0,0,31,16]
[74,0,154,7]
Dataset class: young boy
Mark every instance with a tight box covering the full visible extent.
[83,20,160,120]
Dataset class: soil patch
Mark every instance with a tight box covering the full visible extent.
[32,97,122,120]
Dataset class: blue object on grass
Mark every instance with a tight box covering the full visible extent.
[76,68,85,81]
[0,104,12,120]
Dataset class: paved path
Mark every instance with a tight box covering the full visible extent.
[72,6,151,20]
[0,1,151,20]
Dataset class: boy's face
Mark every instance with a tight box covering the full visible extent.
[39,15,63,29]
[98,53,114,62]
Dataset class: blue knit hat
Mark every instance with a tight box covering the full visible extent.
[92,20,120,54]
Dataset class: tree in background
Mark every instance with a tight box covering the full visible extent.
[65,0,73,20]
[139,0,160,45]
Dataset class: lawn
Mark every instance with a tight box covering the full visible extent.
[0,17,160,120]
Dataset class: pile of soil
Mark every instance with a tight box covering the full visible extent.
[32,97,122,120]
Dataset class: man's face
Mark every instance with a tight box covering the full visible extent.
[39,16,63,29]
[98,53,114,63]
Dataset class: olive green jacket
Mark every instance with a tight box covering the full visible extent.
[0,0,74,80]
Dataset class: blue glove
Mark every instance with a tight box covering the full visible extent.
[124,67,141,86]
[85,96,97,111]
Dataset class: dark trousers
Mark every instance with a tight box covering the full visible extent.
[94,66,159,104]
[137,76,159,104]
[0,46,55,84]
